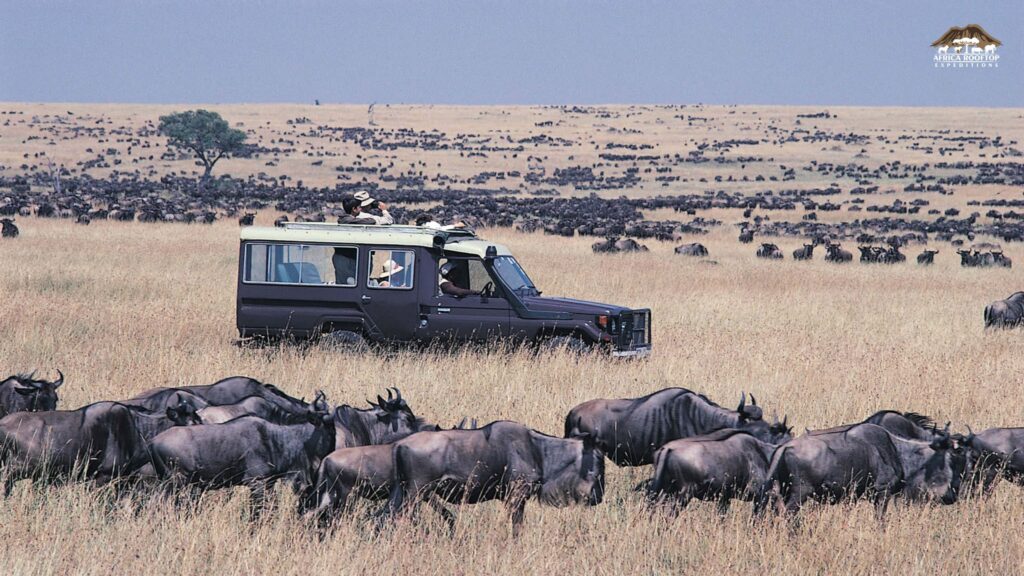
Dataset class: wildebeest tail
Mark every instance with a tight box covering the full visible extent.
[753,445,788,517]
[644,448,671,502]
[984,304,994,328]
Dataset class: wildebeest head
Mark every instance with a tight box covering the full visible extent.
[540,433,606,507]
[369,387,418,433]
[916,424,970,505]
[310,390,329,414]
[736,392,763,422]
[335,387,427,447]
[766,415,794,444]
[9,369,64,412]
[164,394,203,425]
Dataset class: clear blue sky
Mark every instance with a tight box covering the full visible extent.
[1,1,1021,106]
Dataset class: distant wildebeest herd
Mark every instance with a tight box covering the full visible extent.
[1,370,1022,535]
[590,233,1014,271]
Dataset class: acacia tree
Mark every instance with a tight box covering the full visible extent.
[158,110,246,185]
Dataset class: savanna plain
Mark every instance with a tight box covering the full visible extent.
[0,104,1023,575]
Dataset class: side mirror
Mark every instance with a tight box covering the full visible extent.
[432,234,446,250]
[485,245,497,260]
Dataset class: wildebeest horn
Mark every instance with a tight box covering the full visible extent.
[377,395,387,407]
[367,398,377,408]
[737,392,747,413]
[53,369,64,388]
[392,387,402,403]
[782,415,788,427]
[386,389,394,401]
[750,393,757,406]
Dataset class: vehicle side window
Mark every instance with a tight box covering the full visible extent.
[243,243,357,286]
[368,249,414,289]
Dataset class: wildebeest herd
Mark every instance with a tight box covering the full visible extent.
[1,370,1021,535]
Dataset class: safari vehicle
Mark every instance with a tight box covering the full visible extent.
[236,223,651,357]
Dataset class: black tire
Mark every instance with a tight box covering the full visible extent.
[543,335,590,353]
[320,330,369,353]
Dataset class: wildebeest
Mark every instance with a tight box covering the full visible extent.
[591,237,648,253]
[0,370,64,417]
[917,249,938,265]
[674,243,708,257]
[1,217,19,238]
[792,244,814,260]
[198,390,327,424]
[859,245,884,263]
[333,388,435,450]
[824,243,852,263]
[984,292,1024,329]
[861,410,941,441]
[564,388,787,466]
[387,421,605,536]
[754,423,967,517]
[309,417,476,523]
[880,245,906,264]
[591,237,619,253]
[124,376,307,413]
[148,401,335,515]
[991,251,1012,268]
[738,229,754,244]
[958,426,1024,492]
[957,249,1009,268]
[274,215,290,227]
[0,396,201,495]
[756,243,783,259]
[646,426,789,515]
[238,212,256,226]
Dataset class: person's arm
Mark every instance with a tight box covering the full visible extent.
[440,281,479,297]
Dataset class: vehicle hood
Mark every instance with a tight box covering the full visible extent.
[520,295,632,316]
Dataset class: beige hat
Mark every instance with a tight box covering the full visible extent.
[376,259,404,280]
[354,190,376,207]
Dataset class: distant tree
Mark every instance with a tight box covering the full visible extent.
[158,110,246,185]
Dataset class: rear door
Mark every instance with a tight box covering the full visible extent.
[416,256,511,342]
[357,247,420,341]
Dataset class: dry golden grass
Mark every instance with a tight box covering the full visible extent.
[1,215,1023,575]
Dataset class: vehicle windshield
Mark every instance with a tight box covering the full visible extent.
[491,256,538,296]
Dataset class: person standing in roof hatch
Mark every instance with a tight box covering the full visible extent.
[353,191,393,225]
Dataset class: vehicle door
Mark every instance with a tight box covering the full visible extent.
[416,255,511,342]
[357,247,420,341]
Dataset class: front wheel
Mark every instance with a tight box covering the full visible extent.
[543,335,590,353]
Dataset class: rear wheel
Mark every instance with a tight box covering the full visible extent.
[319,330,370,353]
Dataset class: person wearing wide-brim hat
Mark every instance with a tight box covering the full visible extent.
[353,191,394,225]
[373,259,406,287]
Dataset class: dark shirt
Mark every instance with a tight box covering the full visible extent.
[338,214,377,225]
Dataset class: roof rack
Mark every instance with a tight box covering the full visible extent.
[280,221,478,239]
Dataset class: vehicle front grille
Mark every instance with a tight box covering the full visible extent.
[615,309,651,351]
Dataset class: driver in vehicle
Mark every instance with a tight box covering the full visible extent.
[439,261,482,297]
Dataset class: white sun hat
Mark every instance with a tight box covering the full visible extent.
[376,259,404,280]
[354,190,376,207]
